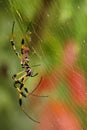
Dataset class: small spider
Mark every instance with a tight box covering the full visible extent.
[10,21,47,123]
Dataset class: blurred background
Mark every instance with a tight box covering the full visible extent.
[0,0,87,130]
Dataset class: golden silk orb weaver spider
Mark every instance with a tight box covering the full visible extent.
[10,21,47,123]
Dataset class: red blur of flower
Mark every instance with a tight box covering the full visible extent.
[37,102,82,130]
[62,40,87,106]
[66,68,87,105]
[29,39,87,130]
[35,68,60,93]
[35,39,87,106]
[62,40,79,69]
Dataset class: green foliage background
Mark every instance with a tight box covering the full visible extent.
[0,0,87,130]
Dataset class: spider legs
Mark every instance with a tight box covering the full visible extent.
[19,93,40,123]
[10,39,21,59]
[18,80,41,123]
[12,71,36,96]
[10,22,21,59]
[12,71,47,123]
[13,73,41,123]
[12,71,48,100]
[12,71,24,80]
[12,74,34,121]
[31,72,38,77]
[12,71,27,97]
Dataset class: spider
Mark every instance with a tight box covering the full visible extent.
[10,21,47,123]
